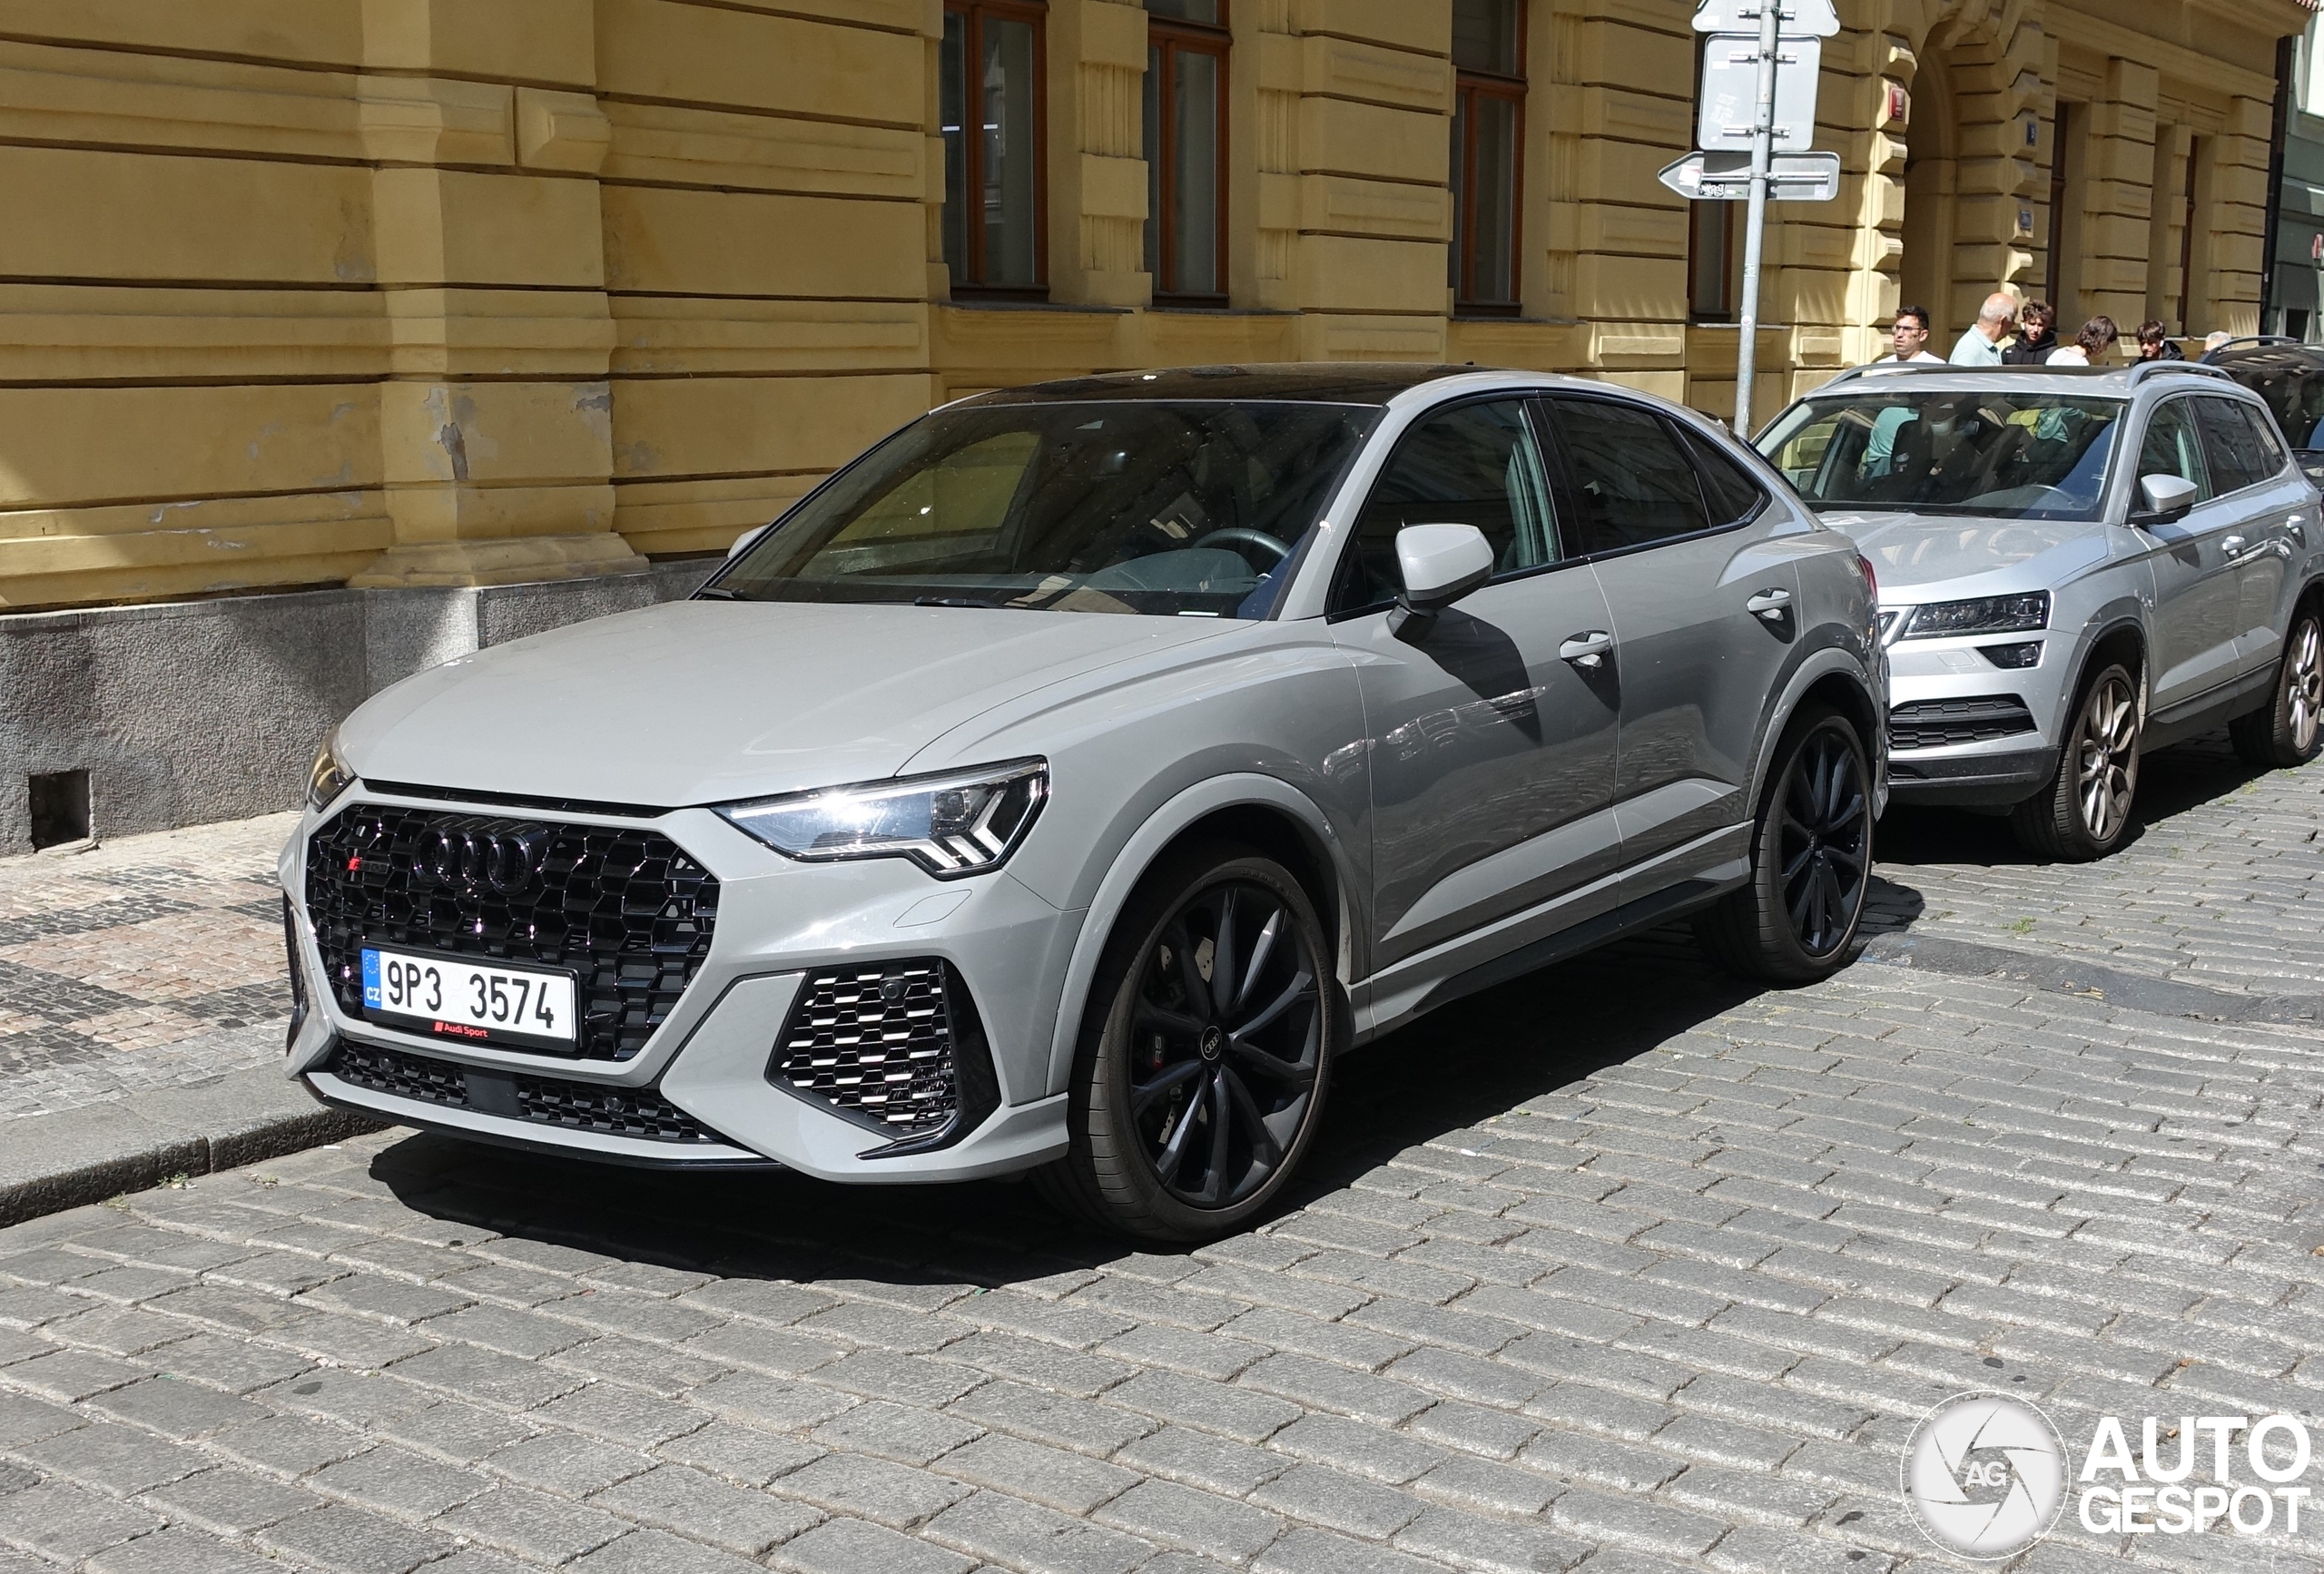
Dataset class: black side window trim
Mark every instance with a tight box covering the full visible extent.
[1322,390,1582,620]
[1533,393,1768,565]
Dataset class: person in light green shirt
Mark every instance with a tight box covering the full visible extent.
[1950,293,2017,366]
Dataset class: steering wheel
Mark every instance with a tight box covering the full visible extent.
[1191,527,1293,567]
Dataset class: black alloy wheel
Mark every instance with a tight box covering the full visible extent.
[1698,706,1874,985]
[2012,662,2142,861]
[1039,846,1335,1241]
[1776,723,1873,958]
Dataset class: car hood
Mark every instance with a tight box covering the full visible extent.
[340,600,1239,806]
[1816,509,2109,597]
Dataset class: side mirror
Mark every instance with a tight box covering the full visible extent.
[2135,474,2198,523]
[727,523,773,560]
[1388,523,1494,639]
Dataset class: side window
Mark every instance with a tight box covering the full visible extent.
[1333,399,1558,611]
[1542,398,1710,554]
[1680,427,1768,526]
[2196,398,2271,495]
[2136,400,2213,502]
[2235,401,2290,474]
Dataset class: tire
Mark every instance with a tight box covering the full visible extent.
[2230,602,2324,770]
[2010,662,2142,861]
[1696,706,1874,986]
[1036,844,1337,1243]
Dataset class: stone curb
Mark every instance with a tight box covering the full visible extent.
[0,1063,383,1228]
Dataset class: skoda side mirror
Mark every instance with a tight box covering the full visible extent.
[727,523,773,560]
[1388,523,1494,640]
[2135,474,2198,524]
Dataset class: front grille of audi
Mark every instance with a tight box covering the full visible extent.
[329,1042,720,1144]
[772,959,987,1137]
[304,804,718,1062]
[1887,694,2038,751]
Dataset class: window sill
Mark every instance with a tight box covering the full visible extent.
[942,298,1132,316]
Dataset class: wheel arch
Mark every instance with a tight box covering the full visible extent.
[1745,648,1885,818]
[1041,776,1357,1100]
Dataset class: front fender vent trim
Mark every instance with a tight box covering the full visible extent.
[768,958,1001,1155]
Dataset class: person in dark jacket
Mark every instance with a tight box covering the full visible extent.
[2135,320,2185,360]
[2001,300,2058,364]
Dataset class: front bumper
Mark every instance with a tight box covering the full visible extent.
[1881,628,2068,806]
[281,787,1079,1184]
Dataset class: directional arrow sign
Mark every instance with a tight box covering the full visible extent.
[1659,150,1843,203]
[1691,0,1839,36]
[1697,34,1821,152]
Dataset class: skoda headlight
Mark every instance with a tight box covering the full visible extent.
[718,760,1047,878]
[1899,591,2051,641]
[307,726,355,812]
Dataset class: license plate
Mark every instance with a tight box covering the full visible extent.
[361,946,576,1049]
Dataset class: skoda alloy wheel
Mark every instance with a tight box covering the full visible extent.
[1041,846,1334,1241]
[2231,605,2324,770]
[2013,663,2142,861]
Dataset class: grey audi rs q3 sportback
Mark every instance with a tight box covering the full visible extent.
[284,365,1886,1240]
[1760,360,2324,861]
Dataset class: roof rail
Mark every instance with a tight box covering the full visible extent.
[2128,360,2233,386]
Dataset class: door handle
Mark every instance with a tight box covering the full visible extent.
[1559,632,1613,669]
[2222,535,2249,559]
[1745,587,1793,619]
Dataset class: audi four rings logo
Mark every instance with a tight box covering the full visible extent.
[411,829,548,894]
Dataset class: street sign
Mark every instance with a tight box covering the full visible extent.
[1697,34,1820,152]
[1659,150,1842,203]
[1691,0,1839,37]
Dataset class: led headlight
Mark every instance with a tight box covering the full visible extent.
[1898,591,2051,641]
[718,760,1047,878]
[307,726,355,812]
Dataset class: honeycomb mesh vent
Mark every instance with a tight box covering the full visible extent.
[773,960,960,1134]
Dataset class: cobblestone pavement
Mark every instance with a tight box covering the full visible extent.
[4,744,2323,1574]
[0,817,295,1121]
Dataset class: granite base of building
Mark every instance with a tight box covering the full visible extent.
[0,560,714,856]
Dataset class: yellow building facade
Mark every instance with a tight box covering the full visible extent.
[0,0,2309,614]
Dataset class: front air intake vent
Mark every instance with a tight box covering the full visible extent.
[769,959,999,1149]
[328,1042,722,1145]
[1887,694,2038,751]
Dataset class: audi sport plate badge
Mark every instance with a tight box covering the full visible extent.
[360,945,577,1049]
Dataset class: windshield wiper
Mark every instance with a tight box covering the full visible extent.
[694,585,754,601]
[914,595,1002,609]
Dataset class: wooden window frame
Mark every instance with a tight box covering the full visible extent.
[1148,4,1231,305]
[945,0,1050,299]
[1450,9,1526,318]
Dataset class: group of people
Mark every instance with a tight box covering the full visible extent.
[1878,294,2228,369]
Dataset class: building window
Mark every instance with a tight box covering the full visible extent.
[942,1,1047,294]
[2179,136,2205,331]
[1689,200,1739,322]
[1145,1,1229,301]
[1449,0,1524,313]
[2043,102,2073,308]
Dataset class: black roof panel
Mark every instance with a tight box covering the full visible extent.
[954,363,1491,407]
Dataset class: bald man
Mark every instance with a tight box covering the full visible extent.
[1950,293,2017,366]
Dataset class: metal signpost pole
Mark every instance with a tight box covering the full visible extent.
[1732,0,1782,439]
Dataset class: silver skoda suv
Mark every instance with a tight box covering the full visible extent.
[283,365,1885,1240]
[1760,361,2324,860]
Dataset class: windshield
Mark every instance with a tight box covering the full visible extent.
[1758,391,2126,519]
[709,400,1380,618]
